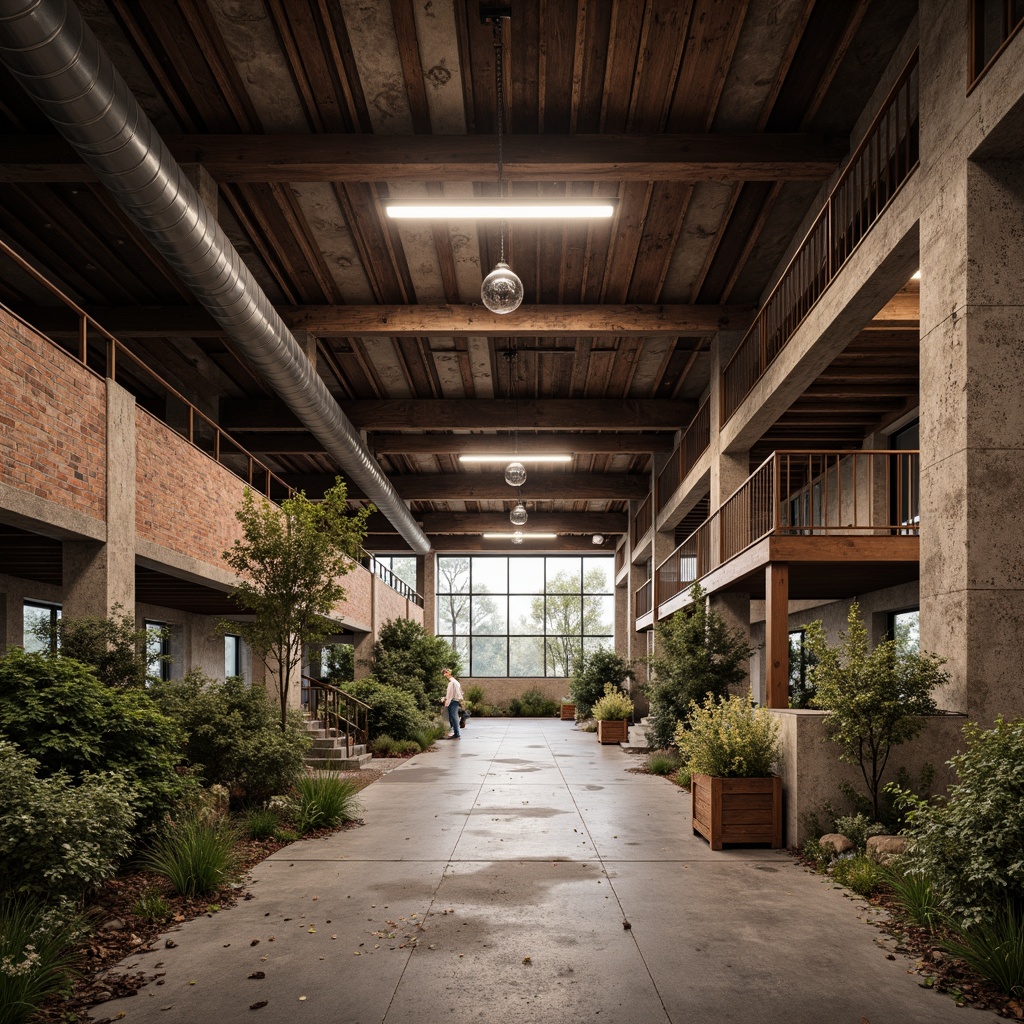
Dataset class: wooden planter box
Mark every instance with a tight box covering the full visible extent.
[596,719,629,744]
[560,703,576,720]
[691,774,783,851]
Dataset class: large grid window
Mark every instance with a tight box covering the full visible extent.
[436,555,614,677]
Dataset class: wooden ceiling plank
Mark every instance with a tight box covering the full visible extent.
[368,432,675,454]
[390,473,650,500]
[366,510,628,533]
[628,0,693,133]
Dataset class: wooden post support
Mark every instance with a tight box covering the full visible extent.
[765,562,789,709]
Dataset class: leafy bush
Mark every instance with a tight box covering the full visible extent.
[0,649,188,830]
[591,683,634,721]
[832,813,888,853]
[508,689,560,717]
[244,808,281,841]
[646,750,680,776]
[321,643,354,684]
[884,867,941,931]
[646,584,752,749]
[0,741,136,900]
[296,776,361,834]
[138,814,240,897]
[0,896,84,1024]
[372,618,460,708]
[831,854,886,898]
[410,723,447,750]
[151,672,308,804]
[31,606,161,689]
[894,716,1024,927]
[464,685,486,706]
[369,734,398,756]
[940,903,1024,997]
[346,677,426,740]
[806,601,944,819]
[569,649,630,721]
[675,694,780,779]
[373,735,422,756]
[674,767,692,789]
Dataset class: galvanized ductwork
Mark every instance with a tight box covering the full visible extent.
[0,0,430,554]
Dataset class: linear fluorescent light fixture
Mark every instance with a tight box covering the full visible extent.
[385,201,615,220]
[483,532,558,539]
[459,454,572,464]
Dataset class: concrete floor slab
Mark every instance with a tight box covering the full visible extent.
[90,719,990,1024]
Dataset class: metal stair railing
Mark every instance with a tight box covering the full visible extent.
[302,676,370,757]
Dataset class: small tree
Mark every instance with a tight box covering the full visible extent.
[805,601,945,820]
[372,618,461,709]
[645,583,752,750]
[569,648,630,721]
[221,479,371,730]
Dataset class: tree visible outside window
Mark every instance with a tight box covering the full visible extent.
[436,555,614,677]
[22,601,60,654]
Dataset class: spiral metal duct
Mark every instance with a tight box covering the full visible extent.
[0,0,431,554]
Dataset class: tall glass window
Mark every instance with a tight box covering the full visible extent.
[225,634,243,678]
[145,620,171,681]
[436,555,614,677]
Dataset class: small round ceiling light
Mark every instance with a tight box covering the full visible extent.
[510,502,529,526]
[481,261,524,314]
[592,534,605,546]
[504,461,527,487]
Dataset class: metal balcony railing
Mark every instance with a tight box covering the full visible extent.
[656,397,711,513]
[721,50,919,425]
[631,492,653,550]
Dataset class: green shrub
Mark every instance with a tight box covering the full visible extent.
[884,867,941,931]
[151,672,308,804]
[0,649,188,830]
[675,694,780,779]
[296,776,361,833]
[245,808,281,840]
[138,815,240,897]
[411,723,446,750]
[370,734,398,756]
[831,854,886,898]
[674,766,692,789]
[372,618,460,709]
[646,750,680,776]
[0,741,136,900]
[894,716,1024,926]
[940,903,1024,997]
[131,888,172,923]
[464,685,485,706]
[569,649,630,721]
[346,677,427,740]
[801,837,830,871]
[646,584,752,750]
[591,683,634,721]
[508,689,560,717]
[0,896,84,1024]
[832,813,888,853]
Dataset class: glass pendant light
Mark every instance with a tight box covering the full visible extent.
[510,502,528,526]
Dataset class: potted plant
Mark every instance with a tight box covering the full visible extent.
[591,683,633,744]
[559,697,576,721]
[676,694,783,850]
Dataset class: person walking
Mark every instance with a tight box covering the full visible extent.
[442,668,463,740]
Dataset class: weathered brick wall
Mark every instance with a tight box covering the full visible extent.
[0,312,106,520]
[336,560,372,629]
[135,407,248,567]
[376,576,413,627]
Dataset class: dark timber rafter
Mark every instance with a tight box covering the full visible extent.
[0,132,847,183]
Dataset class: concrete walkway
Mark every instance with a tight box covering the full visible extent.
[92,719,982,1024]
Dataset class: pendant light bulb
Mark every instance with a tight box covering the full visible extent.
[504,461,527,487]
[512,531,524,545]
[481,261,524,314]
[510,502,529,526]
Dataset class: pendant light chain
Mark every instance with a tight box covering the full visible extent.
[493,17,507,262]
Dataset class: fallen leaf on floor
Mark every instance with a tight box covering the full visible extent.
[249,1000,268,1010]
[248,971,265,980]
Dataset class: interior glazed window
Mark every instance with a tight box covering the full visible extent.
[22,601,60,653]
[435,555,614,678]
[145,620,171,681]
[224,634,243,679]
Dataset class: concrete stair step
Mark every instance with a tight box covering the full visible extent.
[306,752,373,770]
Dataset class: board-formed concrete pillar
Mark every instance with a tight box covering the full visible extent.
[919,158,1024,725]
[63,381,135,620]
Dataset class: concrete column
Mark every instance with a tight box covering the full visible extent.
[919,157,1024,725]
[417,552,436,633]
[63,381,135,620]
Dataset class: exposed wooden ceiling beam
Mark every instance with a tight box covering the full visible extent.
[0,132,847,183]
[222,398,690,431]
[369,432,675,455]
[15,303,753,337]
[371,535,623,553]
[365,511,628,534]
